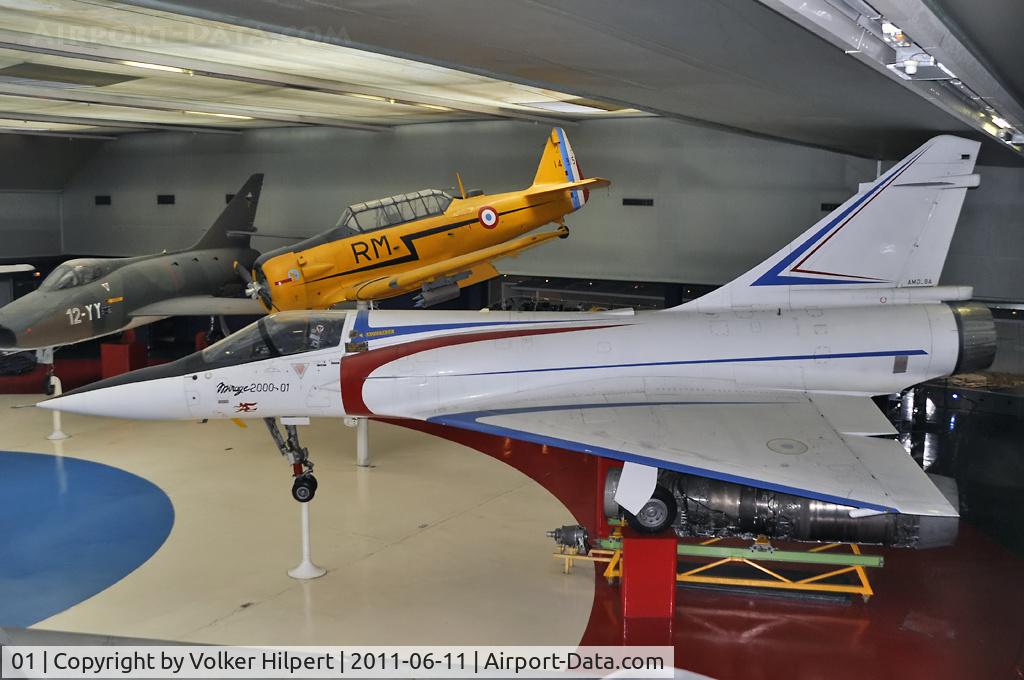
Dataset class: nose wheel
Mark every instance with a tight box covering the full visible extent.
[264,418,317,503]
[291,474,318,503]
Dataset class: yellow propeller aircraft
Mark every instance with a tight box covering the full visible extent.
[241,128,609,309]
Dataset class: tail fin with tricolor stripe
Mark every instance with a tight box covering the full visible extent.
[532,127,594,211]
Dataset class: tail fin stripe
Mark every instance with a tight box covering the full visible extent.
[554,127,583,210]
[753,146,928,287]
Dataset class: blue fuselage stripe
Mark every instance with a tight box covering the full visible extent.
[429,348,928,378]
[349,308,612,342]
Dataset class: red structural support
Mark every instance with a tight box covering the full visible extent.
[621,534,678,620]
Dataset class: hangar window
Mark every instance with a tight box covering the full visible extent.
[201,311,347,367]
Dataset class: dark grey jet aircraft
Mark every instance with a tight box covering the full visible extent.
[0,174,266,352]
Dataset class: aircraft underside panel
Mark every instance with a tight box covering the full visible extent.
[427,396,957,516]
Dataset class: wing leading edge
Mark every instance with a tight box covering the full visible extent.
[427,394,955,517]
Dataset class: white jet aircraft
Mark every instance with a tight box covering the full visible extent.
[42,136,994,537]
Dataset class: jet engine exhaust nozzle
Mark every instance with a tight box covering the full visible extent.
[948,302,997,375]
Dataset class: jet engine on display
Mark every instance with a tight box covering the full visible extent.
[41,135,995,543]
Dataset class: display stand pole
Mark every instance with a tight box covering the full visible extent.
[356,418,370,467]
[288,501,326,580]
[354,300,372,468]
[46,375,70,441]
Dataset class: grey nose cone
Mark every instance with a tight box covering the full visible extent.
[0,324,16,349]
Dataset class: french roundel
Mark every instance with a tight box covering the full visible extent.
[478,206,499,229]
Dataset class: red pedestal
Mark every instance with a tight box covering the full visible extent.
[621,535,677,620]
[100,332,147,378]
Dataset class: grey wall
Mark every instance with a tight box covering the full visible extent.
[943,165,1024,301]
[57,117,1024,299]
[0,135,100,259]
[0,192,62,258]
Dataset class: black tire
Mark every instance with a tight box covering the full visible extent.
[307,474,318,493]
[291,477,316,503]
[623,486,677,534]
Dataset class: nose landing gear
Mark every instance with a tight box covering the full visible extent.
[264,417,317,503]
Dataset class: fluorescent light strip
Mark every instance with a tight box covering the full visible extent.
[121,60,192,75]
[183,110,253,120]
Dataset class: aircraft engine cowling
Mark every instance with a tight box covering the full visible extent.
[947,302,997,374]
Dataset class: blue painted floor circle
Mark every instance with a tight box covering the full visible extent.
[0,451,174,627]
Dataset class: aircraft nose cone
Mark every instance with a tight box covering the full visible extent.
[38,375,191,420]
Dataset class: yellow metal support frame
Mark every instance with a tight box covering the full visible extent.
[554,534,876,601]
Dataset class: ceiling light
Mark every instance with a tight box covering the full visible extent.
[345,93,387,102]
[418,103,451,111]
[992,116,1012,129]
[121,61,192,75]
[982,122,999,136]
[522,100,609,114]
[183,111,253,120]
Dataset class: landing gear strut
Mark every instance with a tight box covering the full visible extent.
[264,417,317,502]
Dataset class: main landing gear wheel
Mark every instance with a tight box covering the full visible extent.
[623,486,677,534]
[264,417,318,503]
[291,474,318,503]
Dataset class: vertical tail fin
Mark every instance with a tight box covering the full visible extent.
[532,127,588,210]
[678,136,980,311]
[191,173,263,250]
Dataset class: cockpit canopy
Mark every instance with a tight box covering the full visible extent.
[253,189,455,268]
[336,189,453,233]
[39,259,117,291]
[201,311,347,367]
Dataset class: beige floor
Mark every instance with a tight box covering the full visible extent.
[1,395,594,645]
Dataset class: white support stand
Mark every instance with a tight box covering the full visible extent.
[352,300,373,469]
[356,417,370,467]
[288,502,326,580]
[46,375,70,441]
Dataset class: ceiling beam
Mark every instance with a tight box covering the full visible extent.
[0,82,388,132]
[0,128,116,140]
[0,28,574,128]
[0,111,243,135]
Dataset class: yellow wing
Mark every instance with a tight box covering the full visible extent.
[352,226,568,300]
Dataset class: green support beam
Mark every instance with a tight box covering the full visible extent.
[597,538,884,568]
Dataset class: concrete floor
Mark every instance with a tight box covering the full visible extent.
[0,395,593,645]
